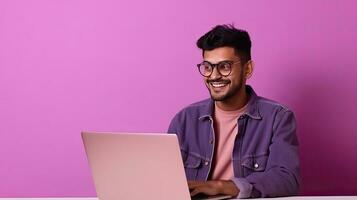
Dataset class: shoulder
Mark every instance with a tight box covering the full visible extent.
[246,85,294,119]
[173,98,211,120]
[169,98,212,125]
[255,96,293,115]
[254,96,297,131]
[185,98,212,111]
[168,98,212,132]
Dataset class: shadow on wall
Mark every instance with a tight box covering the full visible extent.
[284,62,357,195]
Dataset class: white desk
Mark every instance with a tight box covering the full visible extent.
[1,197,357,200]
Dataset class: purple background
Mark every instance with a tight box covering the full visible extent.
[1,0,357,197]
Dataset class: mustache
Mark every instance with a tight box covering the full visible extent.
[207,79,230,84]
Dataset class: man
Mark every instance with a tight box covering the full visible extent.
[168,25,299,198]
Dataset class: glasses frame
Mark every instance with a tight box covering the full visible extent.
[196,60,241,77]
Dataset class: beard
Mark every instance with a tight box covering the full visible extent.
[206,71,244,102]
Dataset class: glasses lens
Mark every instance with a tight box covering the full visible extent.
[199,63,212,77]
[218,62,232,76]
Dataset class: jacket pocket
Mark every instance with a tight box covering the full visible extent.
[241,153,268,175]
[181,151,202,180]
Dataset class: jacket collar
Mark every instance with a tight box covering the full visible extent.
[198,85,262,120]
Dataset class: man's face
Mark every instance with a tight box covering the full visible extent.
[202,47,246,102]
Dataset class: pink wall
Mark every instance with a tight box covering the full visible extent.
[1,0,356,197]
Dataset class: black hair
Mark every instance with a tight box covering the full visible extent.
[196,24,251,63]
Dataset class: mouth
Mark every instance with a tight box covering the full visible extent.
[209,81,229,88]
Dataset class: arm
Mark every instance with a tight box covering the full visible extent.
[188,180,239,197]
[232,110,300,198]
[167,113,179,135]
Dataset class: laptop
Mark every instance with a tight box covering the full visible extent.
[82,132,232,200]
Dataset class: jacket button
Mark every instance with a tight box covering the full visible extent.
[209,139,213,144]
[204,161,209,166]
[254,163,259,168]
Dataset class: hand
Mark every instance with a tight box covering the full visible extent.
[188,180,239,197]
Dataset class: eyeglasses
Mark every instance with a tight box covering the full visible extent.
[197,60,241,77]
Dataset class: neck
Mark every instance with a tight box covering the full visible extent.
[215,85,249,111]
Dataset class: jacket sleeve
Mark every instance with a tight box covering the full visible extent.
[232,109,300,198]
[167,112,180,135]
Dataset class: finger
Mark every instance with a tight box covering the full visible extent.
[188,183,202,189]
[190,188,201,196]
[188,180,196,185]
[188,181,204,187]
[191,184,219,196]
[188,184,196,189]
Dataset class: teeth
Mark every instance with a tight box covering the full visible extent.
[211,82,227,88]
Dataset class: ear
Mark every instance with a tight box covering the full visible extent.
[244,60,254,80]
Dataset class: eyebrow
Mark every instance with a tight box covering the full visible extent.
[202,60,234,64]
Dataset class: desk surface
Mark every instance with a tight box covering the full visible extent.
[1,197,357,200]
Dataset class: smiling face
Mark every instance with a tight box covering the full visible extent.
[203,47,249,103]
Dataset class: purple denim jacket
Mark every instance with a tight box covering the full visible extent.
[168,85,300,198]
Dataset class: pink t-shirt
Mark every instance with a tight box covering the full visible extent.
[209,103,247,180]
